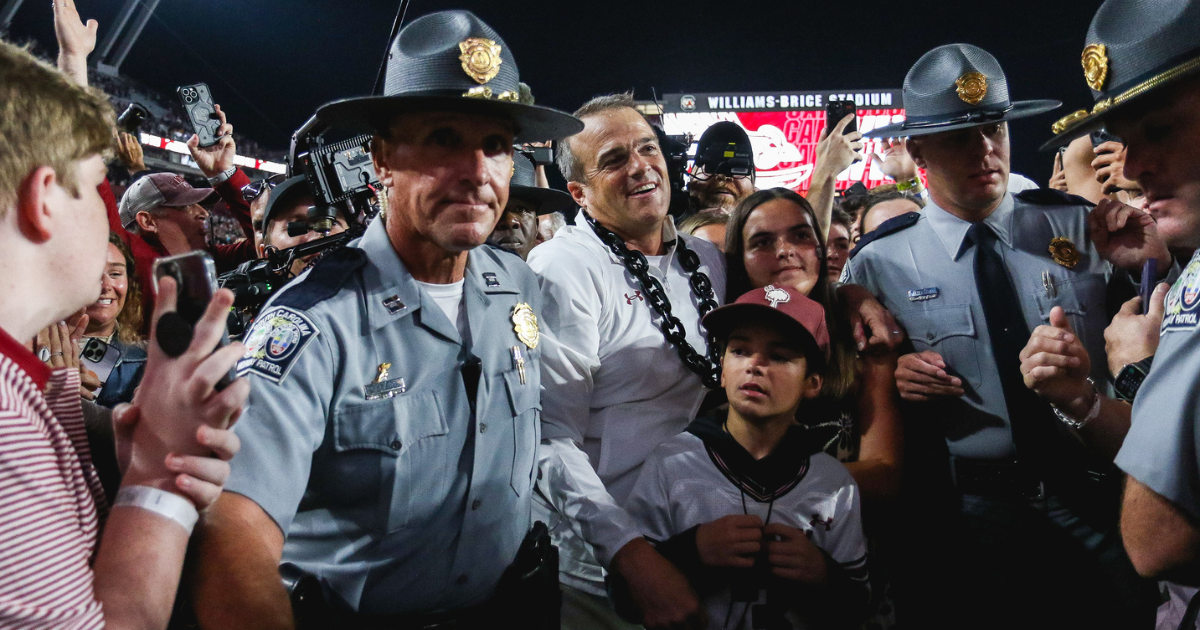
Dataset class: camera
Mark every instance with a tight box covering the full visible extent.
[117,102,150,134]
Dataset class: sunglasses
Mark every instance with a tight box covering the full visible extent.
[241,174,286,203]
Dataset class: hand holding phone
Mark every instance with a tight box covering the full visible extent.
[152,252,237,389]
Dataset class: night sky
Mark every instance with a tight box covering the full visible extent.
[6,0,1104,182]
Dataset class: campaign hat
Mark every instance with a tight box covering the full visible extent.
[1040,0,1200,150]
[509,153,576,221]
[703,285,830,370]
[865,44,1061,138]
[118,173,216,231]
[317,10,583,143]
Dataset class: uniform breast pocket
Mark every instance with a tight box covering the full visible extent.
[1034,272,1105,350]
[900,304,984,389]
[503,369,541,497]
[333,390,449,533]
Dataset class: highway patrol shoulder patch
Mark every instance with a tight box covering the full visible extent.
[237,306,320,383]
[1163,257,1200,334]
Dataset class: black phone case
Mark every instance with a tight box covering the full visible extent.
[826,100,858,135]
[177,83,221,148]
[152,252,237,389]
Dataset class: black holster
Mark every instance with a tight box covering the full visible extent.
[490,520,561,630]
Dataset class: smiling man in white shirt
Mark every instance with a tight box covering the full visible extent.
[528,93,725,629]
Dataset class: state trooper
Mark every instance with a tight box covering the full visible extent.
[1037,0,1200,618]
[189,11,583,628]
[845,44,1167,627]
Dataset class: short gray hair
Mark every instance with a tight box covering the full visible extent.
[555,92,638,183]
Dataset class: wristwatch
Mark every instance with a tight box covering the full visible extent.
[1113,356,1154,402]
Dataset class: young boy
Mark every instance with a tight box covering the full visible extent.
[625,285,869,630]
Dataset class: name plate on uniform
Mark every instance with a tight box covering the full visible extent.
[365,378,407,400]
[907,287,940,302]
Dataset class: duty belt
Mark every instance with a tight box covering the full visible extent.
[951,458,1046,501]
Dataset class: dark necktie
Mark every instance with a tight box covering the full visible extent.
[966,222,1055,464]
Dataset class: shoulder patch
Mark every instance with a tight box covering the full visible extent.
[236,306,320,383]
[273,247,368,311]
[1015,188,1095,208]
[1163,256,1200,333]
[849,211,919,259]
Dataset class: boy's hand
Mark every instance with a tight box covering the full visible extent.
[696,514,763,568]
[764,523,828,586]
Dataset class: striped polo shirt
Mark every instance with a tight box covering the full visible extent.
[0,326,107,628]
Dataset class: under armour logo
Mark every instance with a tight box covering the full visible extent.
[625,291,644,305]
[810,514,833,531]
[764,285,790,309]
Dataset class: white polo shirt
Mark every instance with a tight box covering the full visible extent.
[528,216,726,594]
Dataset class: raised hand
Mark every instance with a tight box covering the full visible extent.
[871,137,918,182]
[814,114,864,179]
[186,104,237,178]
[52,0,97,87]
[1089,198,1171,275]
[122,276,249,506]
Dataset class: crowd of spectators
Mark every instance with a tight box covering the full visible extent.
[5,0,1200,629]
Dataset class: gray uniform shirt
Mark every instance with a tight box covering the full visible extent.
[1117,251,1200,522]
[844,192,1112,458]
[225,218,543,614]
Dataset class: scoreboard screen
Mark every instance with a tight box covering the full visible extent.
[659,90,907,193]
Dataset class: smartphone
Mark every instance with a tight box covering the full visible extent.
[79,337,121,385]
[1140,259,1157,316]
[176,83,221,148]
[1090,128,1120,150]
[825,100,858,135]
[152,251,236,389]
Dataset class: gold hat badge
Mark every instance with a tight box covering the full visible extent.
[459,38,502,85]
[1048,237,1080,269]
[956,72,988,105]
[1082,44,1109,92]
[511,303,539,349]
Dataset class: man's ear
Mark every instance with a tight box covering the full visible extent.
[134,210,157,234]
[906,138,928,170]
[567,180,587,210]
[802,371,824,400]
[370,136,394,189]
[15,166,59,243]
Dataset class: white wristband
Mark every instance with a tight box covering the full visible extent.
[113,485,199,534]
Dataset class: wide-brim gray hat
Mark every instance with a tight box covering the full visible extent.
[865,44,1061,139]
[509,153,575,218]
[1040,0,1200,150]
[317,11,583,143]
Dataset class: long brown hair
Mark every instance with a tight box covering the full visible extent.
[108,233,144,346]
[724,188,859,398]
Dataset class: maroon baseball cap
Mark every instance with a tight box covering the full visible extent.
[703,285,831,367]
[118,173,216,230]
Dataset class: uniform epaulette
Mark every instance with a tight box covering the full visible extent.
[849,211,920,259]
[1015,188,1095,208]
[273,247,369,311]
